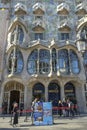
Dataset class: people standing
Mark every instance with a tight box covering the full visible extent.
[58,100,62,117]
[67,99,74,117]
[13,102,19,127]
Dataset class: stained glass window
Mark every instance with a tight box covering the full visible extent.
[58,49,69,74]
[70,49,80,74]
[8,48,23,74]
[39,49,50,74]
[27,49,38,74]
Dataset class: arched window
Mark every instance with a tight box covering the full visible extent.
[52,48,57,73]
[39,49,50,74]
[8,48,23,74]
[33,83,45,100]
[64,82,76,103]
[48,82,60,107]
[27,49,38,74]
[70,50,80,74]
[11,25,24,44]
[58,49,69,74]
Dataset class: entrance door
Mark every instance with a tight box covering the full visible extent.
[33,83,45,101]
[9,90,20,113]
[48,83,60,107]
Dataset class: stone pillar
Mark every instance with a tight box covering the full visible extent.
[76,82,86,113]
[24,85,28,109]
[60,80,65,100]
[81,83,87,112]
[44,81,49,102]
[27,87,32,109]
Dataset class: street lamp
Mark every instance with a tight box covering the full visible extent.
[76,38,86,53]
[76,37,87,84]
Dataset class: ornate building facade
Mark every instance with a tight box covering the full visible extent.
[0,0,87,113]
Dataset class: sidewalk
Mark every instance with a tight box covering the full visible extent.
[0,114,87,130]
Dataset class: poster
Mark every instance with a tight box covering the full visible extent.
[43,102,53,125]
[33,101,43,125]
[33,102,53,125]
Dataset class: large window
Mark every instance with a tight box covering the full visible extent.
[58,49,69,74]
[39,49,50,74]
[27,48,80,75]
[27,49,50,75]
[8,48,23,74]
[58,49,80,74]
[27,49,38,74]
[70,50,80,74]
[11,25,24,44]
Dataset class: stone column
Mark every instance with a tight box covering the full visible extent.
[24,85,28,109]
[81,83,87,112]
[44,81,49,102]
[27,87,32,109]
[76,82,86,113]
[60,80,65,100]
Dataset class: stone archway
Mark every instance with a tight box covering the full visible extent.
[3,81,24,113]
[64,82,76,103]
[48,82,60,107]
[9,90,20,112]
[32,83,45,101]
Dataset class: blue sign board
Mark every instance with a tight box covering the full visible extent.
[43,102,53,125]
[33,102,53,125]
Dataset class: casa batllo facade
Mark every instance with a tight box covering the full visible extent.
[0,0,87,113]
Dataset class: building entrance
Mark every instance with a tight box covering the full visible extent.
[9,90,20,113]
[48,82,60,107]
[33,83,45,101]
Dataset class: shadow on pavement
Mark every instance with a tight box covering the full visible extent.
[0,128,29,130]
[20,123,68,127]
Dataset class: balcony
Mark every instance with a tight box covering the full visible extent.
[14,3,27,15]
[58,19,71,31]
[32,19,45,31]
[75,3,86,15]
[57,3,69,15]
[32,2,45,15]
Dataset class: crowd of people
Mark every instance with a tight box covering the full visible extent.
[54,98,78,118]
[1,98,79,127]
